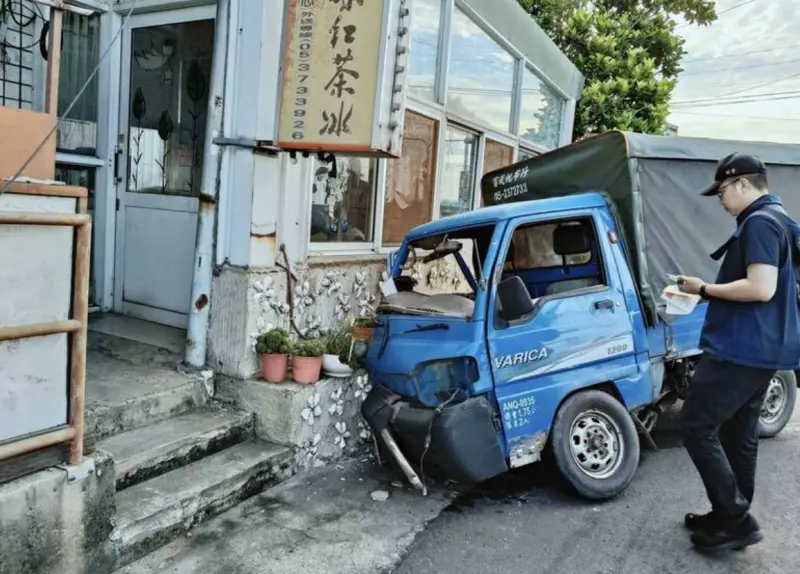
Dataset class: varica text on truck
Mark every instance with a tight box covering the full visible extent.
[360,130,800,501]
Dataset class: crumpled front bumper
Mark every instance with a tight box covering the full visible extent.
[360,385,508,486]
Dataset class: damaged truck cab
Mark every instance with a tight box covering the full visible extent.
[361,131,800,500]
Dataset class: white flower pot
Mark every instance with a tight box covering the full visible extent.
[322,353,353,378]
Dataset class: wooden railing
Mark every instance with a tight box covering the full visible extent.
[0,186,91,466]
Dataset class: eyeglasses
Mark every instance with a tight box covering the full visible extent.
[717,178,741,198]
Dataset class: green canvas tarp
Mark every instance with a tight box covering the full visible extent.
[480,130,800,323]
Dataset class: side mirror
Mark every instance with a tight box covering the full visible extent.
[497,276,535,321]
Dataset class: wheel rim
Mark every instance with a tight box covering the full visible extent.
[761,375,788,425]
[569,409,625,480]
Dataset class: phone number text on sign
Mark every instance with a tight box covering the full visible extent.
[289,1,317,141]
[501,396,536,430]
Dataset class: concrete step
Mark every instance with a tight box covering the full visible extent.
[85,354,211,446]
[98,409,254,491]
[111,440,294,568]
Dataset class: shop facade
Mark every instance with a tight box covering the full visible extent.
[1,0,583,378]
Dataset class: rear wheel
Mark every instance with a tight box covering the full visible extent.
[550,390,640,501]
[758,370,796,438]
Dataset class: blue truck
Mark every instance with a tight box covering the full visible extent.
[360,131,800,501]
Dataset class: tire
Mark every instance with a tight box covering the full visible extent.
[550,390,640,501]
[758,370,797,438]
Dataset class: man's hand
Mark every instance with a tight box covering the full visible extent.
[677,275,704,295]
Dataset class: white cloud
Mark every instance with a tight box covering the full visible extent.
[668,0,800,143]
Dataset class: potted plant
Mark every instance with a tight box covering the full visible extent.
[352,315,378,343]
[292,338,325,385]
[255,328,292,383]
[323,328,355,378]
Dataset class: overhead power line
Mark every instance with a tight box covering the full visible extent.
[676,0,760,31]
[682,43,800,64]
[680,57,800,76]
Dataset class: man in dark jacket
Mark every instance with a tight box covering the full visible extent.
[676,153,800,553]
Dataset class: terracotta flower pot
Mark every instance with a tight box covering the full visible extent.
[293,356,322,385]
[353,327,373,343]
[260,353,288,383]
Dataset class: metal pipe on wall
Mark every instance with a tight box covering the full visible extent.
[185,0,231,368]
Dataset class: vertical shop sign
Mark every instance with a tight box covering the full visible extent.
[276,0,410,156]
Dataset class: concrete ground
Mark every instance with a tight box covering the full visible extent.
[394,423,800,574]
[115,457,454,574]
[119,402,800,574]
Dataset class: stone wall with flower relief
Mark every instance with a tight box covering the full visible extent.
[209,252,478,380]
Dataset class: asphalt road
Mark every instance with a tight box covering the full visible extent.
[393,422,800,574]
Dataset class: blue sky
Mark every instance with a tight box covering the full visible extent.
[669,0,800,143]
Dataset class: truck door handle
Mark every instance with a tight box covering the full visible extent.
[594,299,614,310]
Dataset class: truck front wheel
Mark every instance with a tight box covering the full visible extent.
[758,370,797,438]
[551,390,640,501]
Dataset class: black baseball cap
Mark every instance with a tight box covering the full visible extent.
[700,153,767,196]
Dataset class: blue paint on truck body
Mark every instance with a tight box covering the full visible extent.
[362,192,707,482]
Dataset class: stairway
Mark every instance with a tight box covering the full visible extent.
[85,330,294,571]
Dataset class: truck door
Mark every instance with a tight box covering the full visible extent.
[487,210,639,467]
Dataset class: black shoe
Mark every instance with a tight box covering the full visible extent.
[684,512,718,532]
[691,515,763,554]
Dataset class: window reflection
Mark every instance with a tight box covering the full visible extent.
[439,124,478,218]
[518,148,537,162]
[310,157,376,243]
[407,0,442,101]
[384,111,438,244]
[519,68,566,150]
[58,11,100,155]
[447,7,515,133]
[126,20,215,196]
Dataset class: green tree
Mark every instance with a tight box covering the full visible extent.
[518,0,717,140]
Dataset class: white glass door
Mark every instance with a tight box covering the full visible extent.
[114,7,215,329]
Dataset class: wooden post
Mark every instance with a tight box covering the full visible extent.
[45,8,63,116]
[68,220,91,465]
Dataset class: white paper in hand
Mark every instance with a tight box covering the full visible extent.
[661,285,700,315]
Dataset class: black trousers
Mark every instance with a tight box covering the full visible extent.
[680,356,774,525]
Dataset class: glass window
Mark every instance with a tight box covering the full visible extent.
[439,124,478,218]
[479,139,514,207]
[55,164,97,305]
[383,110,438,245]
[126,20,215,196]
[506,222,592,270]
[519,68,566,150]
[517,148,538,162]
[407,0,442,101]
[57,11,100,155]
[447,8,515,133]
[483,139,514,175]
[0,2,43,110]
[310,156,377,243]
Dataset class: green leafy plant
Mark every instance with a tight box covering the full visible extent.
[517,0,717,138]
[293,338,325,358]
[255,328,292,356]
[325,327,356,366]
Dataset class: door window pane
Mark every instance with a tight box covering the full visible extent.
[439,124,478,218]
[447,8,515,133]
[57,11,100,155]
[383,110,438,245]
[310,157,377,243]
[127,20,215,196]
[407,0,442,101]
[55,164,96,305]
[519,68,566,150]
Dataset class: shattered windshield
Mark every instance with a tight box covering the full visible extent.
[379,225,494,318]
